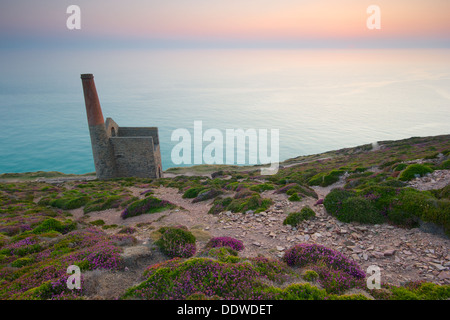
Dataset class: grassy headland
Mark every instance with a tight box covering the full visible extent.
[0,134,449,300]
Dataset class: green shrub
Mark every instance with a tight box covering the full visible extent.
[208,197,233,214]
[121,196,175,219]
[227,195,272,213]
[424,152,439,160]
[398,164,433,181]
[49,196,90,210]
[248,257,295,284]
[323,188,356,216]
[264,283,329,300]
[155,226,196,258]
[207,247,240,263]
[38,231,61,238]
[283,207,316,227]
[393,163,408,171]
[302,270,319,282]
[432,185,450,200]
[15,243,43,257]
[0,234,7,247]
[234,188,257,199]
[83,195,122,214]
[32,218,76,235]
[90,219,105,226]
[283,212,303,227]
[192,188,223,203]
[249,183,275,193]
[11,257,34,268]
[440,159,450,170]
[288,193,302,202]
[182,187,206,199]
[337,196,385,224]
[388,282,450,300]
[308,170,345,187]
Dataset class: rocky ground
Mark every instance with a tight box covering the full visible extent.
[74,170,450,296]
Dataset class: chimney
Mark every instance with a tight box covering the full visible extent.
[81,74,105,126]
[81,74,116,179]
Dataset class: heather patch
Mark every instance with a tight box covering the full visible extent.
[283,244,365,280]
[247,256,296,284]
[121,196,175,219]
[282,244,366,295]
[274,183,318,199]
[123,258,261,300]
[309,264,366,294]
[192,188,223,203]
[0,227,123,299]
[125,257,367,300]
[36,180,134,213]
[205,236,244,252]
[0,183,74,238]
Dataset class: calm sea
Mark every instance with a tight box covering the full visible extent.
[0,49,449,174]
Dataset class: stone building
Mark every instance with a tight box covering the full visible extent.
[81,74,163,180]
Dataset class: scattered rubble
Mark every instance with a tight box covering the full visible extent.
[407,170,450,191]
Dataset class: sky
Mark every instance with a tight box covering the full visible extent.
[0,0,449,49]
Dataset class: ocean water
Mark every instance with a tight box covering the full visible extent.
[0,49,449,174]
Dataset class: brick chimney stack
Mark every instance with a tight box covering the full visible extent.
[81,74,116,179]
[81,74,105,126]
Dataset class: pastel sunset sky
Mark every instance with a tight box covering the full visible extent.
[1,0,449,48]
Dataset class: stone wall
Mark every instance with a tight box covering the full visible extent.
[118,127,159,145]
[110,136,158,178]
[88,124,117,180]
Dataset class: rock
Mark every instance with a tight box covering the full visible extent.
[314,199,324,206]
[252,242,261,247]
[352,247,363,254]
[372,251,385,259]
[344,240,355,247]
[383,249,396,257]
[276,246,284,251]
[430,263,446,271]
[438,271,450,280]
[351,232,361,240]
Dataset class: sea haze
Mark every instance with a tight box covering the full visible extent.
[0,49,449,174]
